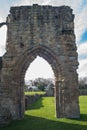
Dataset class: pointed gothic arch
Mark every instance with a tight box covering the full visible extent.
[10,45,64,118]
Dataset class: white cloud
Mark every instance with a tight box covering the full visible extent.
[43,0,83,10]
[0,4,10,22]
[78,59,87,78]
[0,14,5,22]
[25,56,54,80]
[78,42,87,55]
[75,5,87,43]
[0,26,7,56]
[13,0,45,6]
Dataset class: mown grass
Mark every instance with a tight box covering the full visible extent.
[25,91,46,95]
[1,96,87,130]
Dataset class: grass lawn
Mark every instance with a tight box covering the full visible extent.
[25,91,46,95]
[1,96,87,130]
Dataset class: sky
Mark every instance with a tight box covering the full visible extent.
[0,0,87,80]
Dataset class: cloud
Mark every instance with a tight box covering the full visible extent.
[0,13,5,22]
[0,1,11,22]
[0,26,7,56]
[25,56,54,80]
[13,0,45,6]
[75,4,87,43]
[78,59,87,78]
[78,42,87,55]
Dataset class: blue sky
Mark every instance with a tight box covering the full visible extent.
[0,0,87,80]
[80,30,87,43]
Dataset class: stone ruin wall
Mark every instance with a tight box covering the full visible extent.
[0,4,80,124]
[0,58,2,81]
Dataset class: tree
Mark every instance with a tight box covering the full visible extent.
[79,77,87,89]
[33,78,54,91]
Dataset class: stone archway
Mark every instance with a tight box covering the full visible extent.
[8,44,64,119]
[0,4,80,123]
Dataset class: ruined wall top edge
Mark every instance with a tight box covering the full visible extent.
[10,4,73,12]
[7,4,74,25]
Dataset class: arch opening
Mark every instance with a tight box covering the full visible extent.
[24,56,55,81]
[13,45,63,119]
[24,55,55,93]
[24,56,55,111]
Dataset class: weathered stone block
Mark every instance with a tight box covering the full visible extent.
[0,57,2,70]
[0,107,12,126]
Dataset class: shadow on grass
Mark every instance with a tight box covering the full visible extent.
[80,114,87,121]
[1,96,87,130]
[1,115,87,130]
[70,114,87,121]
[68,114,87,122]
[28,97,44,110]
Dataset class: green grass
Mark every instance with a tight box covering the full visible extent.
[25,91,46,95]
[1,96,87,130]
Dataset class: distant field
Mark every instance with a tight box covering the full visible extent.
[1,96,87,130]
[25,91,46,95]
